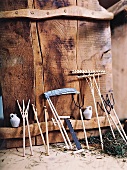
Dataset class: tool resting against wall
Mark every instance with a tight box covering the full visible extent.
[44,88,85,153]
[71,69,127,150]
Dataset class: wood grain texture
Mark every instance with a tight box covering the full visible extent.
[0,116,113,139]
[0,2,35,126]
[28,0,45,122]
[111,11,127,119]
[34,0,80,120]
[76,0,113,117]
[0,0,113,129]
[0,6,114,20]
[0,0,28,11]
[108,0,127,16]
[0,19,35,126]
[36,128,108,145]
[6,137,35,149]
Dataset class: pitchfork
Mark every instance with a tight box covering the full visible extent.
[17,99,33,157]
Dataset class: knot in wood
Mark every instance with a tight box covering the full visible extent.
[30,11,34,15]
[64,9,67,13]
[15,11,18,14]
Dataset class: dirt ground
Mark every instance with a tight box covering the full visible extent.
[0,143,127,170]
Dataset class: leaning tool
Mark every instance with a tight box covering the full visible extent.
[72,94,89,149]
[17,99,33,157]
[101,94,127,143]
[86,75,103,150]
[44,88,80,150]
[32,104,47,154]
[64,118,83,153]
[44,106,50,156]
[93,75,116,139]
[72,70,105,149]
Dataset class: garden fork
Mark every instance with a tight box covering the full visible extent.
[17,99,33,157]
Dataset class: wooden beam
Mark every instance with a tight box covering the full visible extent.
[0,116,112,139]
[28,0,45,122]
[36,128,108,145]
[0,6,114,20]
[108,0,127,15]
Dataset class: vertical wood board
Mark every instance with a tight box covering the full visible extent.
[76,0,113,116]
[34,0,80,120]
[111,11,127,119]
[0,2,35,126]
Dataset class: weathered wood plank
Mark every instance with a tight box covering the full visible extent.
[34,0,80,120]
[28,0,45,122]
[111,11,127,119]
[6,137,35,149]
[36,128,108,145]
[108,0,127,16]
[0,116,113,139]
[76,0,113,117]
[0,6,114,20]
[0,0,28,11]
[0,18,35,126]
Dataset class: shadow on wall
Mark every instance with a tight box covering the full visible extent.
[0,85,4,127]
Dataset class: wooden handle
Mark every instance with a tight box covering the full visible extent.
[44,106,50,155]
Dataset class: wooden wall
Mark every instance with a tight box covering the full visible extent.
[0,0,113,128]
[111,10,127,119]
[0,0,35,126]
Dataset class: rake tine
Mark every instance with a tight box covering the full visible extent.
[26,99,30,114]
[17,100,22,114]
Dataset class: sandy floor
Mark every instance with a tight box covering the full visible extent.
[0,144,127,170]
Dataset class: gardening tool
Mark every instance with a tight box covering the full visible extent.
[17,99,33,157]
[44,88,79,150]
[92,75,116,140]
[44,106,50,155]
[32,104,47,153]
[74,69,115,149]
[72,94,89,149]
[64,118,83,152]
[79,108,89,149]
[101,93,127,143]
[85,75,103,150]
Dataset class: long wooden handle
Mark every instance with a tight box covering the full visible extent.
[44,106,50,156]
[109,114,127,144]
[0,6,114,20]
[88,78,104,150]
[47,99,70,149]
[26,116,33,156]
[79,109,89,149]
[93,76,116,139]
[32,104,47,152]
[23,117,25,157]
[113,108,127,141]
